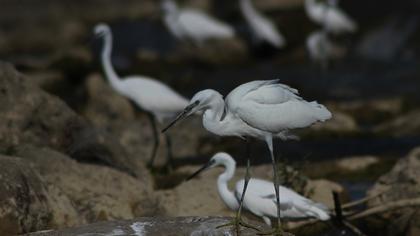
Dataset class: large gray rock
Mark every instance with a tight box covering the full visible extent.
[375,110,420,137]
[27,216,270,236]
[366,147,420,236]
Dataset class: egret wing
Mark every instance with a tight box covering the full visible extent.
[178,9,234,38]
[326,7,357,33]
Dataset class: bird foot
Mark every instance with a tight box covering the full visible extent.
[217,217,260,234]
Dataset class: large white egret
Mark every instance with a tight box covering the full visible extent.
[94,23,189,168]
[304,0,357,34]
[239,0,286,48]
[161,0,235,46]
[187,152,331,226]
[162,80,332,233]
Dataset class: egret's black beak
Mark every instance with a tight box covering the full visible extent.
[185,159,215,181]
[162,101,199,133]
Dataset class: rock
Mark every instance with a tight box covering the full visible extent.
[366,147,420,236]
[0,62,149,178]
[26,216,270,236]
[13,146,161,226]
[310,110,359,133]
[0,155,52,235]
[374,110,420,137]
[336,156,379,172]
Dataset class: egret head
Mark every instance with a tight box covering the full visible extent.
[162,89,221,133]
[93,23,111,38]
[186,152,235,181]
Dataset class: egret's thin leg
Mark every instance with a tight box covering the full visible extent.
[164,133,174,171]
[147,113,160,168]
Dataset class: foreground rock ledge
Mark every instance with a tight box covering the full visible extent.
[27,217,270,236]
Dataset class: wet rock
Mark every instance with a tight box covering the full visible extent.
[14,146,162,226]
[374,110,420,137]
[366,147,420,236]
[0,155,51,235]
[27,216,270,236]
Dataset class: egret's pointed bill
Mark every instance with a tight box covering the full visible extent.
[161,101,199,133]
[185,159,214,181]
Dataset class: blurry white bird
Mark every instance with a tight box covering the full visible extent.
[163,80,331,232]
[304,0,357,34]
[161,0,235,45]
[306,30,345,67]
[187,152,331,226]
[94,23,189,168]
[239,0,286,48]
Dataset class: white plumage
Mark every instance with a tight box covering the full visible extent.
[305,0,357,34]
[163,79,332,228]
[239,0,286,48]
[94,23,189,166]
[161,0,235,45]
[188,152,331,226]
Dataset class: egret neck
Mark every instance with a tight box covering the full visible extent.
[100,30,121,91]
[202,93,230,136]
[217,159,240,211]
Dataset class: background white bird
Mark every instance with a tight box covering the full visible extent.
[187,152,331,226]
[239,0,286,48]
[161,0,235,46]
[304,0,357,34]
[306,30,346,67]
[163,79,332,232]
[94,23,189,168]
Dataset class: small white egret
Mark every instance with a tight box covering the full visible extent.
[187,152,331,226]
[93,23,189,168]
[239,0,286,48]
[306,30,345,67]
[161,0,235,46]
[304,0,357,34]
[162,80,332,233]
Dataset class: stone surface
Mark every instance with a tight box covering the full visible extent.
[0,62,149,178]
[336,156,379,171]
[14,146,161,226]
[366,147,420,236]
[374,110,420,137]
[0,155,51,235]
[26,216,270,236]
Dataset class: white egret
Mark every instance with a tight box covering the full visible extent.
[304,0,357,34]
[239,0,286,48]
[187,152,331,226]
[161,0,235,46]
[93,23,189,168]
[162,80,332,233]
[306,30,345,67]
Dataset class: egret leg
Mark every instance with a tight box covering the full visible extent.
[258,137,288,236]
[164,133,174,172]
[147,113,160,169]
[217,141,261,233]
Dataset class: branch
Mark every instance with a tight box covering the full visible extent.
[348,197,420,220]
[342,189,389,209]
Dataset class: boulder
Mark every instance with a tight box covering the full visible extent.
[26,216,270,236]
[0,155,51,235]
[14,146,161,226]
[0,61,148,178]
[366,147,420,236]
